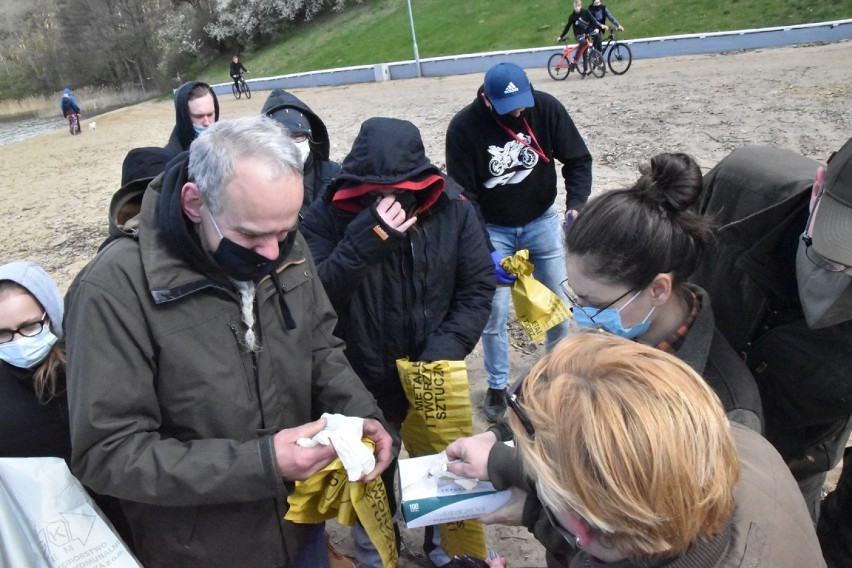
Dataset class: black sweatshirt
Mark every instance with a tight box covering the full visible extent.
[446,86,592,228]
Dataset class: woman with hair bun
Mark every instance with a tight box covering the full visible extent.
[563,152,762,432]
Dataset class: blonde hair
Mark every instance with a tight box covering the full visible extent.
[511,332,739,558]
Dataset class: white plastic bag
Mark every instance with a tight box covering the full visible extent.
[0,457,140,568]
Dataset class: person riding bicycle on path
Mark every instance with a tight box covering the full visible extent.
[230,55,248,91]
[557,0,604,76]
[446,62,593,423]
[261,89,340,213]
[163,80,219,159]
[588,0,624,53]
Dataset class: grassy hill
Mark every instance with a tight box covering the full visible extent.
[196,0,850,83]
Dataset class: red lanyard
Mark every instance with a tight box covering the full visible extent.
[496,118,551,163]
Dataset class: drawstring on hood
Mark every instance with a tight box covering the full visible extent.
[270,271,297,330]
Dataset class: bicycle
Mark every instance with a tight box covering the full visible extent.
[67,112,81,135]
[231,73,251,100]
[598,29,632,75]
[548,34,605,81]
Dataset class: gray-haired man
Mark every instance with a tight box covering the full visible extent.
[66,115,393,568]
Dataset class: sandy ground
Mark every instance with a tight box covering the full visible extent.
[1,40,851,567]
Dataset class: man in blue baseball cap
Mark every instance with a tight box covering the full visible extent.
[446,62,593,423]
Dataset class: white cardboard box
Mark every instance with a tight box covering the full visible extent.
[398,453,513,529]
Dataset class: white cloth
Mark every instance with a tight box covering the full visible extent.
[297,413,376,481]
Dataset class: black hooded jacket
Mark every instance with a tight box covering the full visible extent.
[261,89,341,211]
[163,81,219,158]
[301,117,495,422]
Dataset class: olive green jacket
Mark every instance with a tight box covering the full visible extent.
[66,166,385,567]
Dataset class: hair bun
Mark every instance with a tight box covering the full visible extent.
[633,153,703,213]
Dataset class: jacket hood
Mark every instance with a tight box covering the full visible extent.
[153,155,224,282]
[261,89,331,161]
[326,117,446,212]
[330,117,441,191]
[0,261,64,338]
[172,81,220,153]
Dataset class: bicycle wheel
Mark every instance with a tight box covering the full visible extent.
[242,80,251,100]
[607,42,633,75]
[547,53,571,81]
[589,49,606,78]
[232,82,241,100]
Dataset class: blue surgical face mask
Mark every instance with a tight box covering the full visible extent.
[193,124,208,135]
[573,290,656,339]
[0,325,58,369]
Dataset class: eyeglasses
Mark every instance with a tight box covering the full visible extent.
[507,372,536,439]
[801,182,850,273]
[803,239,849,272]
[0,312,47,344]
[560,279,635,322]
[542,501,579,547]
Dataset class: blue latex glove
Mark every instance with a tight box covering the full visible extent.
[562,209,578,236]
[491,251,516,286]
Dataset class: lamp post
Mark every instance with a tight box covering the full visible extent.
[406,0,422,77]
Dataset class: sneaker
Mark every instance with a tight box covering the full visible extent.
[483,388,508,422]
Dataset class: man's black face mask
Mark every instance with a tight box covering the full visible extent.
[212,236,279,281]
[207,207,296,281]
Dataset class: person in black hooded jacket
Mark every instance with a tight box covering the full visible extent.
[261,88,341,213]
[163,80,219,159]
[301,117,495,567]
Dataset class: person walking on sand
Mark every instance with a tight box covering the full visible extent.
[60,88,81,134]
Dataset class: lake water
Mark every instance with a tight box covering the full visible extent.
[0,105,129,146]
[0,114,71,146]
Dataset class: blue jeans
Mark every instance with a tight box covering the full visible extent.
[289,522,329,568]
[483,206,570,390]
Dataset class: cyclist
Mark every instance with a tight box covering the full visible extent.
[229,55,248,91]
[557,0,603,76]
[60,88,81,133]
[588,0,624,53]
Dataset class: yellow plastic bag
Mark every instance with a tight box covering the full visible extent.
[285,440,398,567]
[397,359,487,560]
[501,249,571,342]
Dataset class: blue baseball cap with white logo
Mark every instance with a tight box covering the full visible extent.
[483,62,534,115]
